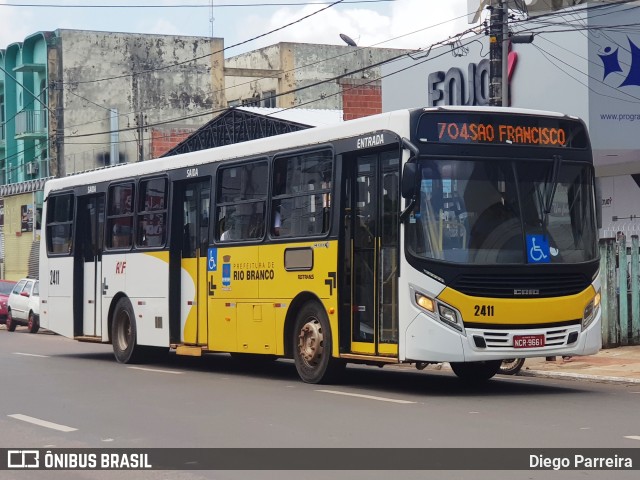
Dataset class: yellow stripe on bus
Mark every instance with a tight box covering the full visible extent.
[143,251,170,263]
[438,285,596,326]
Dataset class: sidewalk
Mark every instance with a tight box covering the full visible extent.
[517,346,640,384]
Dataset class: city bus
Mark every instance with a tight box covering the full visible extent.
[39,106,602,384]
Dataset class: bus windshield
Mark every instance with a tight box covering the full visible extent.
[406,158,598,265]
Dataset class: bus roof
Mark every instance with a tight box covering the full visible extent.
[44,106,581,195]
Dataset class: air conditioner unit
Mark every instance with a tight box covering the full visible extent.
[26,162,39,175]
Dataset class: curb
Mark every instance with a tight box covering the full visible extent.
[519,369,640,385]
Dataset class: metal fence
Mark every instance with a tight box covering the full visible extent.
[599,234,640,348]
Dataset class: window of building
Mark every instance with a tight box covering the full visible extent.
[262,91,276,108]
[46,193,74,255]
[241,95,260,107]
[136,177,168,248]
[216,160,268,242]
[106,183,134,249]
[271,150,333,238]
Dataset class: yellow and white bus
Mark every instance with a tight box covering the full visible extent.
[39,106,602,383]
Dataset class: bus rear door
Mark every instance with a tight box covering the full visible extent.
[74,194,105,338]
[170,178,211,346]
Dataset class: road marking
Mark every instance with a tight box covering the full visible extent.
[8,414,77,432]
[127,366,183,375]
[13,352,50,358]
[624,436,640,441]
[316,389,416,404]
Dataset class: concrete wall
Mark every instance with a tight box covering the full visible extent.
[57,30,225,172]
[225,43,407,110]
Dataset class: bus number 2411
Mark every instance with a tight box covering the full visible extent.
[474,305,494,316]
[50,269,60,285]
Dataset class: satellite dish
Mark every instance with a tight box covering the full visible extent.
[339,33,357,47]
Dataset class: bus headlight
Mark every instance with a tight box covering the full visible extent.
[438,303,462,331]
[415,293,435,312]
[413,291,462,332]
[582,289,601,329]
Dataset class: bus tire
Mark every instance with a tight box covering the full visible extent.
[27,312,39,334]
[6,311,17,332]
[450,360,501,383]
[498,358,525,375]
[293,301,344,384]
[112,297,142,364]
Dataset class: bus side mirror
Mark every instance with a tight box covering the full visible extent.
[401,162,417,199]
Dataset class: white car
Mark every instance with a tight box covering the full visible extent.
[6,278,40,334]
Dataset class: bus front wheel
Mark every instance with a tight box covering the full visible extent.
[112,297,142,364]
[293,301,344,384]
[450,360,501,383]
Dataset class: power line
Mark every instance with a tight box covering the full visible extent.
[59,10,471,133]
[59,0,347,86]
[0,1,394,7]
[531,36,640,104]
[61,27,482,144]
[10,1,634,150]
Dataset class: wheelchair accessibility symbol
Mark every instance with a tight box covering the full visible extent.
[207,248,218,271]
[526,235,550,264]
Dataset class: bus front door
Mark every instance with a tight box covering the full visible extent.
[74,194,105,338]
[172,179,211,346]
[346,150,400,357]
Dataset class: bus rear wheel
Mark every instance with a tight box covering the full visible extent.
[450,360,501,383]
[112,297,142,364]
[293,301,344,384]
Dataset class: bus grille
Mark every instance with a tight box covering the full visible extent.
[452,273,589,298]
[481,328,574,348]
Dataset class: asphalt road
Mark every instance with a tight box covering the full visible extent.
[1,326,639,480]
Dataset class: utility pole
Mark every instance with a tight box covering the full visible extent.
[489,0,508,106]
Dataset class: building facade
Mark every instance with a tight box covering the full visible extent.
[223,42,406,116]
[1,32,408,279]
[0,30,225,280]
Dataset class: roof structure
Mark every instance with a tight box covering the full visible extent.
[162,107,343,157]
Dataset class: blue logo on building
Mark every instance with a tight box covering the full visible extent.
[526,234,550,264]
[598,37,640,87]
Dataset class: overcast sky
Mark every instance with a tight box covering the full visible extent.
[0,0,476,56]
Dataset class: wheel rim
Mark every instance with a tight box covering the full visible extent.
[297,318,324,368]
[501,359,520,369]
[115,310,132,351]
[28,314,34,330]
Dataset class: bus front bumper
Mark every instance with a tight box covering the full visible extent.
[404,308,602,363]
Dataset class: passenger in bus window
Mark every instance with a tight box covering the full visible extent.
[145,215,163,247]
[112,221,131,248]
[219,216,231,241]
[272,206,282,236]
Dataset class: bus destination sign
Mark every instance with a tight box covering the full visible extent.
[417,113,588,149]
